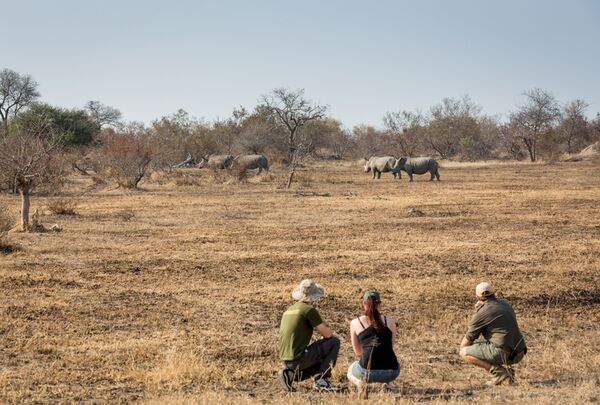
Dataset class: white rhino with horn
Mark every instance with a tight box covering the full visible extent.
[364,156,399,179]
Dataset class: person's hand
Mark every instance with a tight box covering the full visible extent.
[315,323,333,338]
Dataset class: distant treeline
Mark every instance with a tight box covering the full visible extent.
[1,68,599,167]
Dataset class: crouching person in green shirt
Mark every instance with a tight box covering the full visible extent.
[278,279,340,392]
[459,282,527,386]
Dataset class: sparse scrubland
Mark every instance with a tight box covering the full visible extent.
[0,159,599,404]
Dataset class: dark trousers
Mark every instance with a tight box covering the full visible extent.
[283,336,340,381]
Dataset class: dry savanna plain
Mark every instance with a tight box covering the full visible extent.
[0,159,599,404]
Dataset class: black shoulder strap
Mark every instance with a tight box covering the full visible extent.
[357,318,366,329]
[384,316,387,327]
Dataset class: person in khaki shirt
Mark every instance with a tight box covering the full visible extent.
[277,279,340,392]
[459,282,527,385]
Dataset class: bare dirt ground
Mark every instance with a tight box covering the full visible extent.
[1,159,599,404]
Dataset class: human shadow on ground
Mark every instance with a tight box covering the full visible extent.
[363,384,486,402]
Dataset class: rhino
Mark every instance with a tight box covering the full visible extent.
[393,157,440,181]
[198,154,234,170]
[233,154,269,174]
[364,156,399,179]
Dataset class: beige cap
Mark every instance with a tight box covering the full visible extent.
[292,279,324,302]
[475,282,496,298]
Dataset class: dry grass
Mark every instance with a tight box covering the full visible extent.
[0,160,599,404]
[0,206,17,253]
[46,198,78,216]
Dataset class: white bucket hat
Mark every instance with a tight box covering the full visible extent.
[292,279,324,302]
[475,282,496,298]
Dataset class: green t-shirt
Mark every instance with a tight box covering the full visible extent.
[465,298,526,353]
[278,301,323,361]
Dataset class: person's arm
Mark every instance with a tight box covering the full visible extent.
[387,316,398,346]
[464,306,486,343]
[307,307,332,338]
[315,323,333,338]
[350,319,362,356]
[460,336,473,349]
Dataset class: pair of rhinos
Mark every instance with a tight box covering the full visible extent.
[199,154,269,173]
[364,156,440,181]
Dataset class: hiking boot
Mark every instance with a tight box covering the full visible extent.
[487,365,512,386]
[313,377,340,392]
[278,369,296,392]
[505,365,516,385]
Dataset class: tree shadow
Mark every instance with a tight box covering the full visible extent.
[527,378,560,387]
[383,384,486,402]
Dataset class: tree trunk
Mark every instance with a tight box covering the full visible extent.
[428,139,446,160]
[286,164,296,189]
[567,136,573,154]
[287,129,296,165]
[1,119,8,137]
[12,176,18,194]
[20,184,31,232]
[127,159,151,189]
[286,145,301,189]
[523,138,536,162]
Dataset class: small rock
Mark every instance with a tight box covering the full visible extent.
[407,208,425,217]
[49,224,63,232]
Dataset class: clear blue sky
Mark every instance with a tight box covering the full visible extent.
[3,0,599,129]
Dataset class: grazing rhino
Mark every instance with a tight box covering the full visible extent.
[234,154,269,174]
[198,154,234,170]
[364,156,399,179]
[393,157,440,181]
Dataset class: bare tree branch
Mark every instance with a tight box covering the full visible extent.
[0,69,40,134]
[509,88,561,161]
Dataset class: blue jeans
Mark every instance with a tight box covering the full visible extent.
[350,361,400,383]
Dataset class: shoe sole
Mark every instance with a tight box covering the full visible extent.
[278,370,295,392]
[487,374,511,386]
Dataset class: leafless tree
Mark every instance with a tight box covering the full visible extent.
[0,205,14,250]
[238,119,278,154]
[299,118,345,157]
[327,128,354,159]
[353,124,385,158]
[510,88,561,162]
[237,105,285,157]
[383,110,426,156]
[499,124,525,160]
[85,100,123,130]
[593,113,600,142]
[474,115,502,160]
[212,106,247,154]
[426,96,482,159]
[0,121,63,231]
[149,110,215,170]
[261,88,327,188]
[285,130,315,188]
[93,127,153,189]
[262,88,328,160]
[558,99,590,153]
[0,69,40,134]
